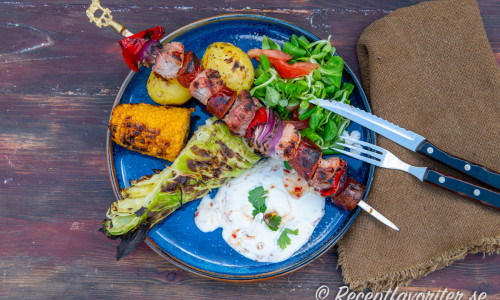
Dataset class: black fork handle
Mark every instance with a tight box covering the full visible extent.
[424,169,500,210]
[416,141,500,191]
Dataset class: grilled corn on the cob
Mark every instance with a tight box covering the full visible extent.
[109,103,194,162]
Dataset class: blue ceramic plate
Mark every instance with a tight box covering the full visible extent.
[107,14,374,280]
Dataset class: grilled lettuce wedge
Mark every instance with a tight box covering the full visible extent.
[102,119,260,259]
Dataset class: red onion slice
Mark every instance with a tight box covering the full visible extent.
[250,122,267,155]
[264,117,284,157]
[255,108,275,146]
[138,38,161,67]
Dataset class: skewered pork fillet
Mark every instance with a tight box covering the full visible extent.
[189,69,225,105]
[152,42,184,80]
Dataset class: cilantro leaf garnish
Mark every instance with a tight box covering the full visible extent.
[263,212,282,231]
[248,186,268,217]
[278,228,299,250]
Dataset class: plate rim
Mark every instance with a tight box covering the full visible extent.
[106,13,375,281]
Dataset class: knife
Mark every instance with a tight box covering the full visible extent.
[313,99,500,190]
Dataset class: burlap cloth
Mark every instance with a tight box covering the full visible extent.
[337,0,500,291]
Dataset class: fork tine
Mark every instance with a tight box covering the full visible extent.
[339,135,358,143]
[331,147,382,166]
[341,136,386,154]
[335,142,384,161]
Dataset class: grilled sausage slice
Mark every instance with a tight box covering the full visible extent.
[206,86,237,119]
[332,178,366,210]
[288,137,322,181]
[177,51,203,88]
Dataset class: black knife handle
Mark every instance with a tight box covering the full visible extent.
[416,141,500,190]
[424,169,500,209]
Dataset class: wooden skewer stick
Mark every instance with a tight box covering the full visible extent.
[358,201,400,232]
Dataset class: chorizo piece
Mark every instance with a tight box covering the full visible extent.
[288,137,322,181]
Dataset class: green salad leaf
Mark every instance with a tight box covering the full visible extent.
[251,34,355,153]
[262,36,281,51]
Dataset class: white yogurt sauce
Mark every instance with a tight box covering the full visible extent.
[194,158,325,263]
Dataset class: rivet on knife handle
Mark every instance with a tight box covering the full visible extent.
[416,141,500,191]
[423,169,500,209]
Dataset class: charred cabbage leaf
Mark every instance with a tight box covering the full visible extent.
[102,119,261,259]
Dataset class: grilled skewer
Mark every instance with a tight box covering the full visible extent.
[154,41,399,231]
[154,42,371,214]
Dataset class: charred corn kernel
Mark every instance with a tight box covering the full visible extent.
[109,103,194,162]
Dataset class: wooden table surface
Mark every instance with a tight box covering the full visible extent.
[1,0,499,299]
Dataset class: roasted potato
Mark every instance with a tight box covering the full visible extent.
[147,71,192,105]
[201,42,254,92]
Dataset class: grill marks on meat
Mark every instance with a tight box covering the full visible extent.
[223,90,260,137]
[274,123,301,161]
[206,85,237,119]
[153,42,184,80]
[288,138,322,181]
[308,157,342,191]
[332,178,366,211]
[177,51,203,88]
[189,69,224,105]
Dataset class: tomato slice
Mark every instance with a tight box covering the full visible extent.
[247,48,318,78]
[247,49,292,61]
[269,59,319,79]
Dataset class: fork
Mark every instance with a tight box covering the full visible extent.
[334,136,500,210]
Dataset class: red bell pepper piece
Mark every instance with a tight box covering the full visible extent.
[320,160,346,197]
[246,106,267,139]
[118,26,165,72]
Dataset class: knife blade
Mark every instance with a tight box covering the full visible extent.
[313,99,500,190]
